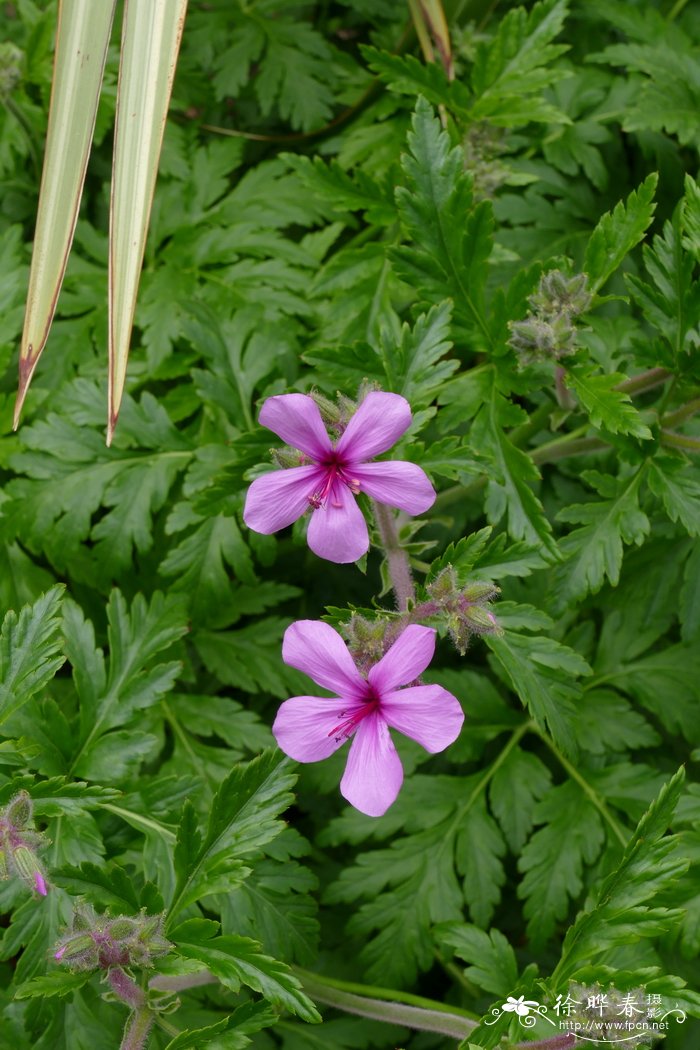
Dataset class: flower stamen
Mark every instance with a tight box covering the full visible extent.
[328,700,379,742]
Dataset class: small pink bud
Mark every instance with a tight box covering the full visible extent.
[54,945,66,960]
[34,871,48,896]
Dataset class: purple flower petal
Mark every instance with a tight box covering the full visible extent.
[282,620,367,697]
[336,392,411,462]
[340,714,403,817]
[259,393,331,460]
[273,696,362,761]
[381,685,464,752]
[243,464,324,534]
[349,461,436,514]
[307,479,369,564]
[368,625,437,694]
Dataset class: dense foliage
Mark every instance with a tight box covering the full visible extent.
[1,0,700,1047]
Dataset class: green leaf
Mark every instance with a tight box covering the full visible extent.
[194,619,308,698]
[486,605,590,755]
[519,782,606,949]
[390,98,495,345]
[489,748,552,852]
[565,366,652,439]
[14,971,92,1000]
[64,590,187,779]
[0,585,65,726]
[469,0,571,126]
[167,751,296,926]
[583,173,658,293]
[556,468,650,603]
[471,377,559,558]
[172,920,320,1023]
[648,458,700,537]
[164,1003,278,1049]
[552,768,687,985]
[435,923,519,997]
[626,200,700,358]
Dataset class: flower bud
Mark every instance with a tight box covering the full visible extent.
[463,604,502,635]
[54,934,100,971]
[531,270,592,317]
[5,790,33,830]
[0,43,23,96]
[0,850,8,881]
[271,445,309,468]
[11,844,48,896]
[310,391,343,425]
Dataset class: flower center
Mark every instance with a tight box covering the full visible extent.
[307,455,361,509]
[327,698,380,743]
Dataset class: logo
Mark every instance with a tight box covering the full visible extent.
[484,985,687,1044]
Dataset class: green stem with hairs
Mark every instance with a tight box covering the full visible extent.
[660,429,700,452]
[662,397,700,427]
[120,1007,154,1050]
[371,499,415,609]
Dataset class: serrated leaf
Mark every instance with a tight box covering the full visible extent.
[519,782,606,949]
[435,923,519,997]
[565,366,652,438]
[583,173,657,293]
[489,748,552,852]
[391,98,494,345]
[552,769,686,985]
[470,0,571,126]
[556,467,649,603]
[168,751,296,926]
[0,585,65,726]
[172,920,320,1023]
[648,459,700,537]
[471,377,559,558]
[14,970,92,1001]
[486,612,589,756]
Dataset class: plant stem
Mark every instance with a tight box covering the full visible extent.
[296,970,477,1039]
[150,970,218,992]
[371,500,415,610]
[120,1007,154,1050]
[531,434,608,465]
[294,967,479,1020]
[513,1035,576,1050]
[108,968,145,1009]
[662,396,700,427]
[534,728,628,849]
[616,367,671,396]
[660,429,700,451]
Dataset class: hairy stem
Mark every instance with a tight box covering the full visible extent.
[513,1035,577,1050]
[616,367,671,395]
[120,1007,154,1050]
[662,396,700,427]
[297,970,477,1038]
[371,500,415,610]
[108,968,145,1009]
[660,429,700,451]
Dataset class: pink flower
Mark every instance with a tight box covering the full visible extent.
[243,391,436,563]
[273,620,464,817]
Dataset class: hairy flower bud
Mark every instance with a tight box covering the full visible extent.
[6,790,32,830]
[426,567,501,655]
[270,445,310,468]
[0,791,50,895]
[0,43,23,96]
[55,906,172,975]
[530,270,592,318]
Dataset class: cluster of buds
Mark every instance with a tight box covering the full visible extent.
[463,123,510,201]
[0,42,22,97]
[509,270,592,363]
[0,790,49,897]
[569,984,668,1048]
[343,613,392,673]
[54,903,171,973]
[425,567,501,655]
